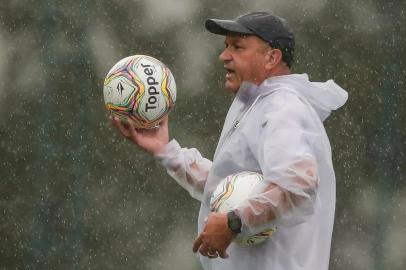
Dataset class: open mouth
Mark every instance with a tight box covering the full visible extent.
[224,67,235,78]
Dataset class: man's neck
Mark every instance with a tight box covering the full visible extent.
[269,64,291,77]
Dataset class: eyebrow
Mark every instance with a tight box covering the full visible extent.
[225,36,245,45]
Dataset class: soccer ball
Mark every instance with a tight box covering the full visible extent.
[103,55,176,129]
[210,172,276,246]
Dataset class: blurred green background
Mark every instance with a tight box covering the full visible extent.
[0,0,404,269]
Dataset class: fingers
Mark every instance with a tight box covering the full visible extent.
[111,116,142,143]
[197,243,219,259]
[111,116,131,138]
[198,243,210,257]
[193,234,211,257]
[192,233,203,253]
[126,117,140,140]
[218,249,229,259]
[203,246,219,259]
[193,233,223,260]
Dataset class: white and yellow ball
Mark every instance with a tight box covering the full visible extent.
[103,55,176,129]
[210,171,275,246]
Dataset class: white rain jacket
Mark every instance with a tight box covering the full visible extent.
[156,74,348,270]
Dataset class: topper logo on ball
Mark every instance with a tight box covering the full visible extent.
[141,62,160,112]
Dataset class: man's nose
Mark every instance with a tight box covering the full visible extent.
[219,49,231,62]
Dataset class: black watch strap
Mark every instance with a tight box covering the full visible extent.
[227,211,242,234]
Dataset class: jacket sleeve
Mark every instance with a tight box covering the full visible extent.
[155,139,212,201]
[234,96,322,236]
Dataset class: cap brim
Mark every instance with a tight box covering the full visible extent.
[205,19,253,35]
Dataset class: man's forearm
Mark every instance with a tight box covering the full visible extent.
[156,139,212,201]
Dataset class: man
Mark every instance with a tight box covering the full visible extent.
[112,12,348,270]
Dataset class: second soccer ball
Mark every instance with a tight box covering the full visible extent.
[210,171,276,246]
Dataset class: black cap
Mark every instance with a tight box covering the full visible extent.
[205,12,295,67]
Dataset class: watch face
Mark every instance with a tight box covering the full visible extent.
[227,211,242,233]
[230,219,240,230]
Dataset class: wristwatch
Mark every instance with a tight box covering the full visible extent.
[227,211,242,234]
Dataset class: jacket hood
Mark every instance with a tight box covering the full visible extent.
[263,73,348,121]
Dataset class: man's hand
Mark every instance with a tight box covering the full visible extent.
[192,212,236,259]
[111,115,169,155]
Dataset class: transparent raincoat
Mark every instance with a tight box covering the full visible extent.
[156,74,348,270]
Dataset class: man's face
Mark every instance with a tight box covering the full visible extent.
[219,34,271,93]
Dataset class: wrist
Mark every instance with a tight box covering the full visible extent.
[154,139,181,163]
[152,141,168,155]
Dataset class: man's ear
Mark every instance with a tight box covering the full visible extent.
[265,49,283,70]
